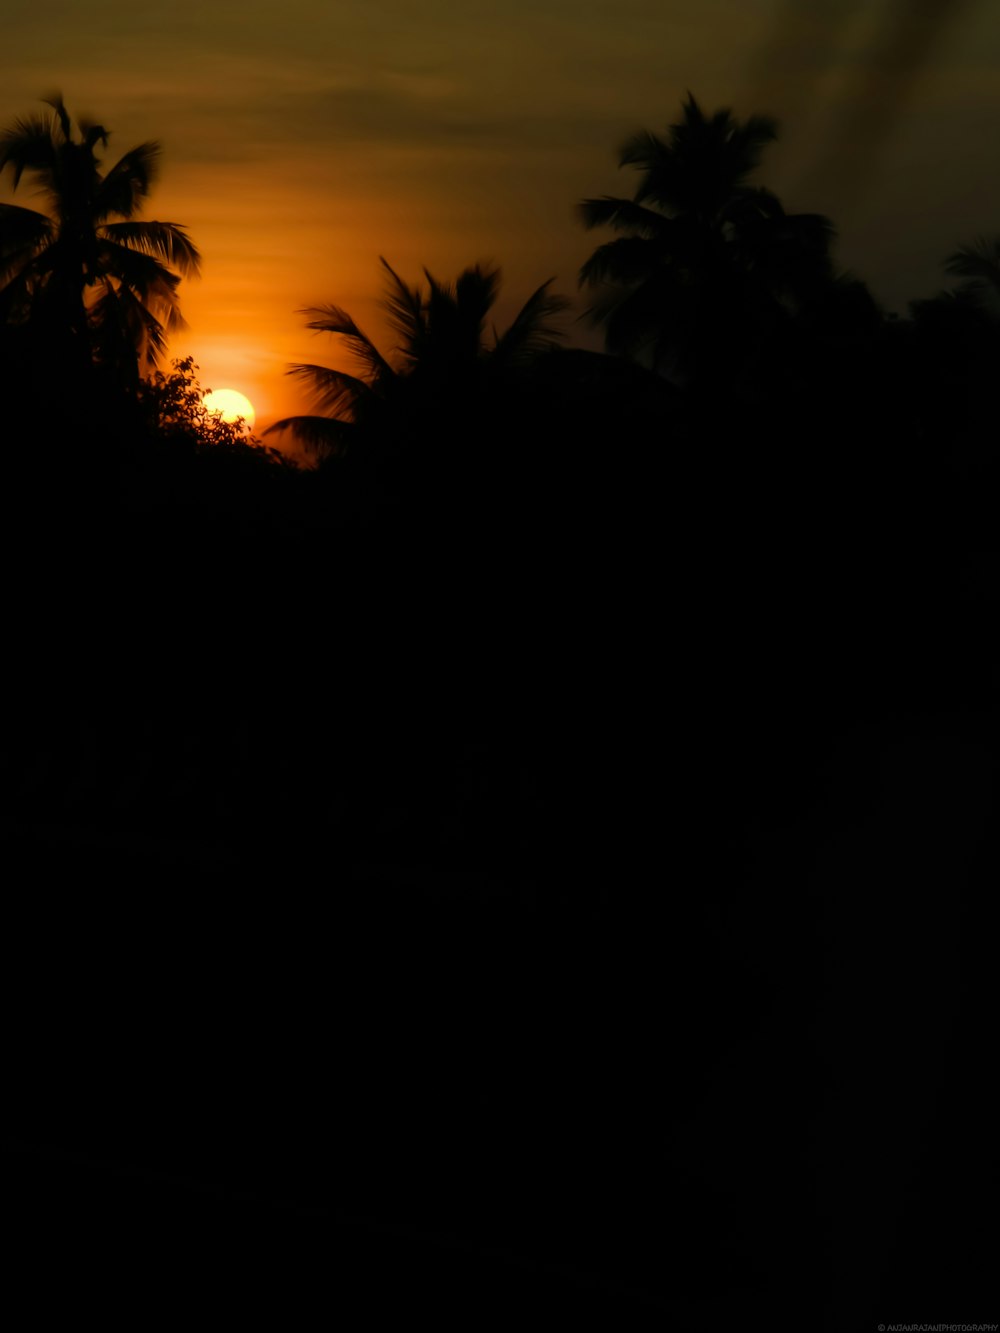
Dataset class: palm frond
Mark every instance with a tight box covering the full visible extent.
[0,244,48,294]
[577,195,674,237]
[453,262,502,353]
[93,240,188,350]
[79,120,110,153]
[728,112,779,173]
[40,94,71,143]
[0,264,37,321]
[96,238,181,296]
[264,414,356,457]
[91,279,169,368]
[945,236,1000,293]
[378,256,426,362]
[492,278,570,366]
[618,129,668,173]
[299,303,394,380]
[0,202,52,258]
[0,112,59,188]
[0,222,61,311]
[100,219,201,277]
[455,262,501,318]
[286,362,374,418]
[422,267,453,309]
[578,235,677,287]
[95,143,162,220]
[421,266,461,358]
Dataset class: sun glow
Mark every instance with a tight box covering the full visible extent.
[203,388,255,429]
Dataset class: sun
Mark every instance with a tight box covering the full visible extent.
[203,388,255,430]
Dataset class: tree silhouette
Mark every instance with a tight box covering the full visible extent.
[0,95,200,387]
[578,92,835,389]
[944,235,1000,315]
[898,240,1000,485]
[267,257,569,472]
[138,357,267,450]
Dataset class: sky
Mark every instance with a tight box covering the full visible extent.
[2,0,998,439]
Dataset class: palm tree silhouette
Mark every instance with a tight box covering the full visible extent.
[945,235,1000,315]
[578,92,835,389]
[268,257,569,465]
[0,95,200,384]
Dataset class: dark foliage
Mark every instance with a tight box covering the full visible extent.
[0,95,200,387]
[3,91,1000,1332]
[578,93,838,394]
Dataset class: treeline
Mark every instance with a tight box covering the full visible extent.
[1,92,997,585]
[2,91,999,1327]
[2,89,997,870]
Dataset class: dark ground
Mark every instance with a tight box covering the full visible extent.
[2,465,998,1329]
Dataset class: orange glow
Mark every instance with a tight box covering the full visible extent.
[1,0,993,438]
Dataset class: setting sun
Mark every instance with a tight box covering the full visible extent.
[203,388,255,429]
[3,5,999,1314]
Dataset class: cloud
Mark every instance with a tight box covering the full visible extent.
[799,0,979,209]
[741,0,867,105]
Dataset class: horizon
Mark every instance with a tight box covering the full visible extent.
[2,0,996,437]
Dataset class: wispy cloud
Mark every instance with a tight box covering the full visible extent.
[801,0,979,207]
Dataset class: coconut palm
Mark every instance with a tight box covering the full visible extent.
[578,92,835,388]
[945,235,1000,315]
[0,94,200,383]
[267,257,569,461]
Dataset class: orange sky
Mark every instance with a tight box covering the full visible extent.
[2,0,997,444]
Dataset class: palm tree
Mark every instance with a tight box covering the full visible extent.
[267,256,569,465]
[898,237,1000,471]
[578,92,835,389]
[0,94,200,385]
[944,235,1000,315]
